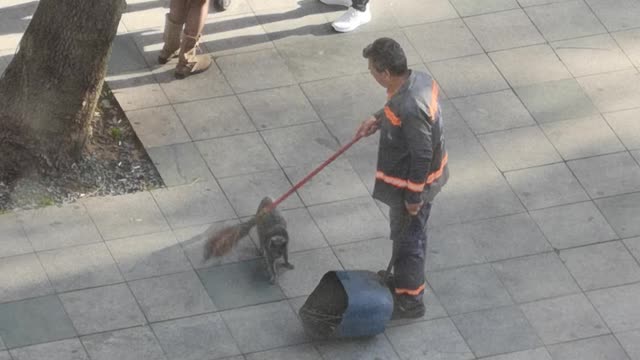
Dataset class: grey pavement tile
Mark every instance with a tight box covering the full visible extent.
[220,301,307,353]
[315,334,399,360]
[585,0,640,31]
[245,344,322,360]
[107,33,148,76]
[386,318,474,360]
[427,223,487,271]
[478,126,562,172]
[129,271,216,323]
[0,213,32,258]
[464,9,545,52]
[147,142,214,186]
[127,105,191,148]
[218,169,303,217]
[481,348,553,360]
[196,132,280,178]
[428,264,513,315]
[541,115,626,160]
[217,49,296,93]
[617,329,640,360]
[151,181,236,229]
[283,159,369,206]
[334,238,391,271]
[560,241,640,291]
[200,13,274,57]
[588,282,640,332]
[19,203,102,252]
[547,335,631,360]
[634,150,640,163]
[391,0,459,26]
[151,313,240,360]
[106,231,191,281]
[441,99,475,139]
[520,293,609,344]
[404,19,484,63]
[256,2,337,40]
[490,44,572,88]
[82,191,170,240]
[514,78,599,123]
[120,6,165,31]
[525,0,607,41]
[308,196,389,246]
[9,338,89,360]
[452,306,542,357]
[518,0,576,5]
[604,108,640,150]
[505,162,589,210]
[261,122,338,168]
[576,69,640,113]
[449,0,519,16]
[38,243,123,293]
[59,284,145,335]
[612,29,640,67]
[530,201,618,249]
[428,54,509,98]
[596,192,640,238]
[81,326,167,360]
[106,70,169,112]
[492,253,580,303]
[568,152,640,198]
[552,34,634,77]
[625,237,640,263]
[197,260,285,310]
[0,253,53,304]
[238,85,320,130]
[452,89,535,134]
[277,247,343,298]
[0,336,3,350]
[280,207,328,253]
[173,95,255,141]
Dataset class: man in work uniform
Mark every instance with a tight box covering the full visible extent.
[355,37,449,319]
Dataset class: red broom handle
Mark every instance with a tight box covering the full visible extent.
[266,134,364,212]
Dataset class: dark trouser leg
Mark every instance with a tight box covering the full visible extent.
[352,0,369,11]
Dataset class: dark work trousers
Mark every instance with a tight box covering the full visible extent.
[352,0,369,11]
[389,202,432,302]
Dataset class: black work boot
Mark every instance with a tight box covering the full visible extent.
[377,270,394,291]
[391,295,425,320]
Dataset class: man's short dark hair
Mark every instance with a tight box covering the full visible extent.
[362,37,408,76]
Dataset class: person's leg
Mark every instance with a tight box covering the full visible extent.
[331,0,371,32]
[158,0,189,64]
[351,0,369,12]
[175,0,212,78]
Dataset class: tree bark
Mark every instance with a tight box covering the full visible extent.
[0,0,126,181]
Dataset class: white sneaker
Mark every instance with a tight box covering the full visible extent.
[319,0,351,6]
[331,5,371,32]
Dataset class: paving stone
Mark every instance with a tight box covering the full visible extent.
[106,70,169,111]
[38,243,123,293]
[616,329,640,360]
[126,105,191,148]
[481,348,553,360]
[612,28,640,67]
[59,284,145,335]
[245,344,322,360]
[514,78,599,123]
[173,96,255,141]
[449,0,519,16]
[525,0,606,41]
[568,152,640,198]
[261,122,338,168]
[19,203,102,252]
[547,335,631,360]
[552,34,634,77]
[107,33,148,76]
[391,0,459,26]
[334,238,391,271]
[404,19,483,62]
[453,306,542,357]
[464,9,545,52]
[530,201,618,249]
[218,169,303,217]
[541,115,625,160]
[560,241,640,291]
[490,44,572,88]
[518,0,574,5]
[428,54,509,98]
[151,181,236,229]
[0,295,76,349]
[279,207,328,253]
[200,13,273,57]
[221,301,307,353]
[217,49,296,93]
[625,237,640,263]
[584,0,640,31]
[588,282,640,332]
[0,213,32,258]
[81,326,167,360]
[0,336,3,350]
[147,142,214,186]
[505,163,589,210]
[256,2,337,40]
[316,334,399,360]
[308,196,389,246]
[428,264,513,315]
[576,69,640,113]
[604,108,640,150]
[151,313,240,360]
[452,89,534,134]
[427,223,487,271]
[83,191,169,240]
[277,247,343,298]
[386,318,474,360]
[197,260,285,310]
[493,252,580,303]
[120,5,165,31]
[521,293,609,344]
[9,338,89,360]
[596,192,640,238]
[0,253,53,304]
[0,5,32,50]
[238,85,320,130]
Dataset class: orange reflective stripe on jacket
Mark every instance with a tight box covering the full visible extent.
[384,106,402,126]
[376,152,448,192]
[429,80,439,120]
[376,171,407,188]
[395,283,425,296]
[426,152,448,186]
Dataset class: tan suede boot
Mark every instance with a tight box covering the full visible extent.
[174,33,212,79]
[158,14,183,64]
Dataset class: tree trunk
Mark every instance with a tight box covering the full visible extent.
[0,0,126,182]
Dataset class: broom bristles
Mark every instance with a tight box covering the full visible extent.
[203,217,257,259]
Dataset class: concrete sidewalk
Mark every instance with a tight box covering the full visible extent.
[2,0,640,359]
